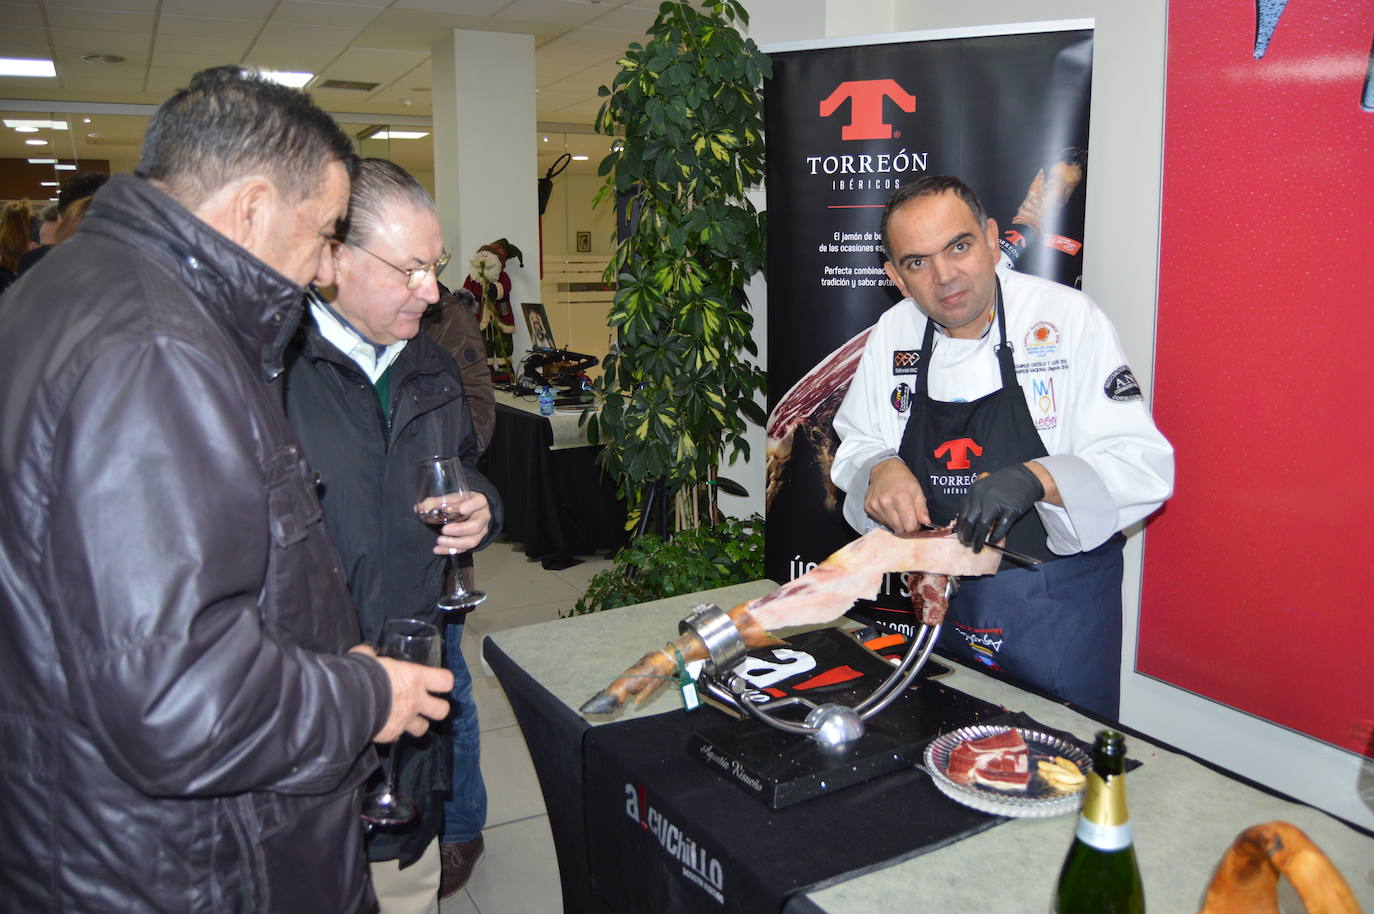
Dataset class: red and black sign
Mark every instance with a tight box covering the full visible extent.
[763,27,1094,606]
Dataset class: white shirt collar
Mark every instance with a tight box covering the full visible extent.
[306,287,407,384]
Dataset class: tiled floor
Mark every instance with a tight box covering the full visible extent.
[440,540,614,914]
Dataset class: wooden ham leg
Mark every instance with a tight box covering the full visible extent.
[579,525,999,714]
[1197,821,1361,914]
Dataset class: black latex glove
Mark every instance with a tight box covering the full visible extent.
[956,463,1045,552]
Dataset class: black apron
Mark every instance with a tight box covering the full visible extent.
[895,281,1125,718]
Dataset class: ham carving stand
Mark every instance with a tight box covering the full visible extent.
[679,577,958,750]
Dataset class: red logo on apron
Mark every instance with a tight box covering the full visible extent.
[933,437,982,470]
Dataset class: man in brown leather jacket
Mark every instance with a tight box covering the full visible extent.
[0,67,452,913]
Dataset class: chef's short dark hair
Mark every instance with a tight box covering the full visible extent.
[136,65,356,209]
[336,158,436,248]
[881,175,989,263]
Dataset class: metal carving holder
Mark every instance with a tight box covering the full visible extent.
[679,579,958,750]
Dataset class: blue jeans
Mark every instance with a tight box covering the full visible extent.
[442,623,487,843]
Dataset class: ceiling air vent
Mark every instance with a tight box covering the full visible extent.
[318,79,380,92]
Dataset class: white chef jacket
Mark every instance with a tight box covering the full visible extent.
[831,267,1174,555]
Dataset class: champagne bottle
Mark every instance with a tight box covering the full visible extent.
[1053,729,1145,914]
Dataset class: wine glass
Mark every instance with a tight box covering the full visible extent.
[415,456,487,613]
[360,618,443,827]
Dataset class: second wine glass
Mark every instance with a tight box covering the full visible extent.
[360,618,442,827]
[414,455,487,613]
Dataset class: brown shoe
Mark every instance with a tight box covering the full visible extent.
[439,835,485,899]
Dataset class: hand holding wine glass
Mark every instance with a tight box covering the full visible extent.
[354,644,454,742]
[361,619,444,827]
[415,456,488,612]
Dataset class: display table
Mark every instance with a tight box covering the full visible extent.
[483,390,625,569]
[483,583,1374,914]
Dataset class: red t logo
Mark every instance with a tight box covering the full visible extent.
[819,79,917,140]
[934,437,982,470]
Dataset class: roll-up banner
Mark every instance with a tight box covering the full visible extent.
[763,24,1094,606]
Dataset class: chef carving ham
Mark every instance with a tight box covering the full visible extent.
[946,729,1031,792]
[579,524,1001,715]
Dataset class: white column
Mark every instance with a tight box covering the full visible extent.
[432,29,540,364]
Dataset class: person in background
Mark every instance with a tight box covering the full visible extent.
[0,200,31,295]
[17,172,110,276]
[281,158,502,913]
[52,195,93,244]
[421,281,497,897]
[426,283,496,451]
[35,201,59,246]
[0,66,453,913]
[832,175,1173,720]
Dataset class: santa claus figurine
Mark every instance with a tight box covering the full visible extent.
[463,238,524,382]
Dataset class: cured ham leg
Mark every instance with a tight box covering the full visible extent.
[765,328,870,510]
[579,525,1000,715]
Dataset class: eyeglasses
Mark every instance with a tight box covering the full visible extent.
[352,244,449,290]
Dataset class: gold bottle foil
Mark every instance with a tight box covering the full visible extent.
[1080,770,1129,827]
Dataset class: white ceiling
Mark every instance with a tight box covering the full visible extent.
[0,0,666,179]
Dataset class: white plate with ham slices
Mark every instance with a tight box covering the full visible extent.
[922,725,1092,818]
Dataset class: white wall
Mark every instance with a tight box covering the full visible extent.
[432,30,540,364]
[739,0,1374,831]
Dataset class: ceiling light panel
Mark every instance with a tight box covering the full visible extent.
[259,71,314,88]
[0,58,57,78]
[5,119,70,131]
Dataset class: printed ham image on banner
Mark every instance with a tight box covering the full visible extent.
[1139,1,1374,756]
[762,25,1093,609]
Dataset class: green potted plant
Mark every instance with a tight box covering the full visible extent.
[575,0,772,611]
[587,0,770,532]
[568,513,763,615]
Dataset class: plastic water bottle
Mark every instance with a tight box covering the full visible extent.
[538,386,555,416]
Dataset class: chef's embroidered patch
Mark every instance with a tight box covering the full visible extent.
[892,349,921,376]
[891,383,912,413]
[1024,321,1059,357]
[1104,365,1142,401]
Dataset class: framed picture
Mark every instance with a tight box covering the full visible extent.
[575,230,592,253]
[523,301,556,350]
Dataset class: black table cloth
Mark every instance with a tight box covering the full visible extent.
[482,401,626,569]
[484,633,1109,914]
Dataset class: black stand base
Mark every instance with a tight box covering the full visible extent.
[687,630,1003,809]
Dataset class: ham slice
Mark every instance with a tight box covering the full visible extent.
[947,729,1031,792]
[743,526,999,631]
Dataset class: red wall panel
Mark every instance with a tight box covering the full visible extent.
[1142,1,1374,755]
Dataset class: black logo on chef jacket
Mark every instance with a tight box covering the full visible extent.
[892,349,920,375]
[891,382,912,412]
[1104,365,1142,401]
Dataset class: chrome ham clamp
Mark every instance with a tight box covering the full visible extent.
[681,578,959,749]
